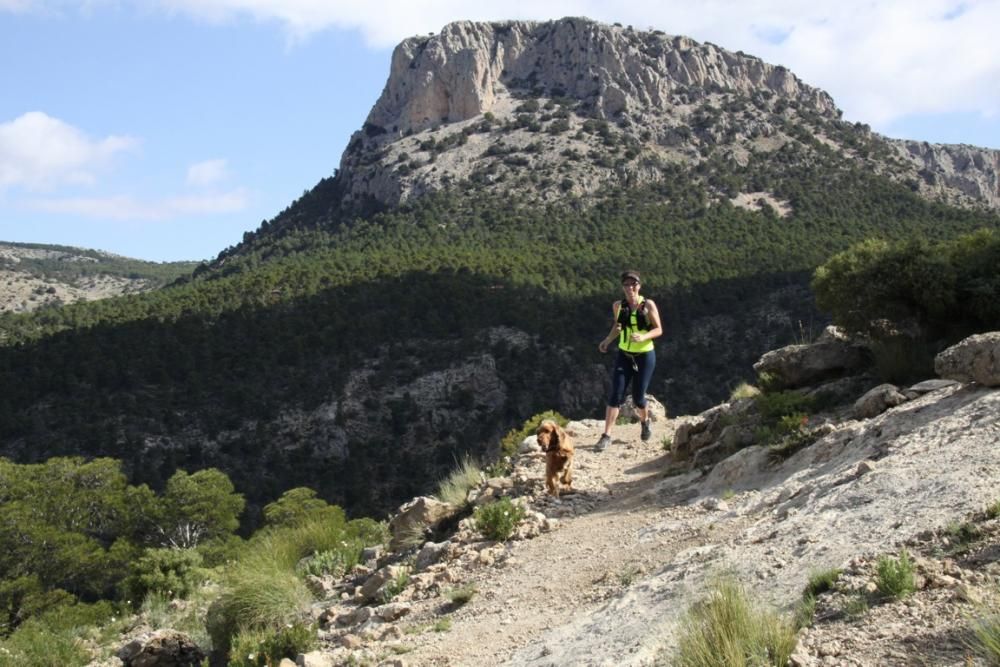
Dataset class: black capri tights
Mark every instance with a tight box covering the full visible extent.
[607,349,656,408]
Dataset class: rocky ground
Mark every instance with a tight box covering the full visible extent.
[0,268,150,312]
[295,375,1000,667]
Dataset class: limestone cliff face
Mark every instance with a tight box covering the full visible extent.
[364,19,836,136]
[335,17,1000,213]
[888,139,1000,209]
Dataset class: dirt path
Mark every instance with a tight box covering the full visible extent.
[394,418,729,666]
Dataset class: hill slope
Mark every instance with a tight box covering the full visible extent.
[300,348,1000,666]
[0,18,998,523]
[0,241,197,314]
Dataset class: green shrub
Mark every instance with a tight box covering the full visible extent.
[875,549,916,599]
[206,563,313,654]
[125,547,204,602]
[673,577,797,667]
[483,456,513,478]
[754,391,815,423]
[987,500,1000,520]
[729,382,760,401]
[804,568,842,598]
[500,411,568,459]
[379,570,411,605]
[0,619,90,667]
[435,456,483,507]
[812,230,1000,341]
[945,520,982,552]
[296,549,353,578]
[227,621,317,667]
[445,584,477,607]
[473,497,526,542]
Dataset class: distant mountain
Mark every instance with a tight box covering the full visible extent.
[326,18,998,217]
[0,18,997,523]
[0,241,197,314]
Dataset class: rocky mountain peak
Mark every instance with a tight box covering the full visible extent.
[332,16,999,215]
[365,18,837,137]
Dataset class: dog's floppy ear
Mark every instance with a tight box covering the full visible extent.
[550,424,562,451]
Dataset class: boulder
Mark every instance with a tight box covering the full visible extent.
[359,564,410,603]
[618,394,668,422]
[117,630,205,667]
[519,434,541,453]
[414,540,450,571]
[388,496,459,551]
[375,602,412,621]
[297,651,336,667]
[907,378,959,394]
[671,399,756,464]
[853,384,909,419]
[934,332,1000,386]
[752,326,868,389]
[803,374,879,407]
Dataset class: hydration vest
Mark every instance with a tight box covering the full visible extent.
[616,296,655,353]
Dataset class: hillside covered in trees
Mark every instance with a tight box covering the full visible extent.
[1,18,999,530]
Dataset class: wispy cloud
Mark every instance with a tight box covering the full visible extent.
[28,188,250,221]
[186,158,229,187]
[0,111,137,191]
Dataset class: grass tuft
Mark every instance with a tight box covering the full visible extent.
[673,577,797,667]
[729,382,761,401]
[435,456,483,507]
[804,568,842,598]
[972,613,1000,664]
[445,584,477,607]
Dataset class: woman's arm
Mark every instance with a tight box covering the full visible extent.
[629,299,663,343]
[598,301,622,353]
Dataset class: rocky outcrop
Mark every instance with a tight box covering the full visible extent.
[388,496,460,551]
[364,19,836,140]
[853,383,908,419]
[752,326,869,389]
[934,331,1000,386]
[116,630,205,667]
[337,18,845,208]
[888,139,1000,209]
[332,18,1000,213]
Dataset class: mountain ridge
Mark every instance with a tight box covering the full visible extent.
[324,18,1000,217]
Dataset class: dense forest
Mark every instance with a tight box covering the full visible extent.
[0,141,998,523]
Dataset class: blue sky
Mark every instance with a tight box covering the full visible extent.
[1,1,998,262]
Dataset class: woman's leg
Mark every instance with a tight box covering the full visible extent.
[598,351,633,449]
[632,351,657,439]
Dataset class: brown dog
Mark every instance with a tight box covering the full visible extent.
[536,420,574,497]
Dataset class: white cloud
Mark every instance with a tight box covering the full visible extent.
[187,158,229,187]
[5,2,998,132]
[0,111,137,191]
[28,188,250,220]
[148,0,1000,130]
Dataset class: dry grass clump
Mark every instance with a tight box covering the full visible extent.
[674,577,797,667]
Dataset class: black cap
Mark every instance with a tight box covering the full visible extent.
[620,270,641,283]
